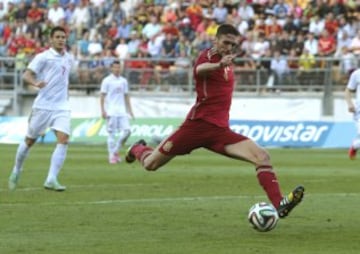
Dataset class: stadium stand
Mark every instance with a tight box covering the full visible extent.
[0,0,359,94]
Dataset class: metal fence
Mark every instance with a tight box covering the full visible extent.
[0,56,349,93]
[0,55,349,115]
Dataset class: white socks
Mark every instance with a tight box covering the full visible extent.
[12,141,30,174]
[46,144,68,183]
[107,132,116,155]
[115,129,131,152]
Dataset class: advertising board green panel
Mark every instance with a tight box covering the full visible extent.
[70,118,183,144]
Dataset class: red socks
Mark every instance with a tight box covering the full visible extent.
[256,165,283,208]
[132,144,153,164]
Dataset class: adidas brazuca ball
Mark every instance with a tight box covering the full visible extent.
[248,202,279,232]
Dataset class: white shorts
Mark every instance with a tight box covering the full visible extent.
[27,109,71,139]
[106,116,130,133]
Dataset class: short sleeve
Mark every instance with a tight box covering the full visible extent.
[100,77,108,94]
[27,53,45,75]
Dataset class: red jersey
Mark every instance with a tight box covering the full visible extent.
[187,48,235,127]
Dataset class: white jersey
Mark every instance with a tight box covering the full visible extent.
[28,48,74,111]
[346,68,360,112]
[100,74,129,116]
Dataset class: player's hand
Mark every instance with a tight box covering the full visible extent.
[220,54,236,67]
[35,81,46,88]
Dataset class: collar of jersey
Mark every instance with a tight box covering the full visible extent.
[49,47,64,56]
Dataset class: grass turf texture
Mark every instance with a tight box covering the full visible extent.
[0,144,359,254]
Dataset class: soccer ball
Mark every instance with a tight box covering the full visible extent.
[248,202,279,232]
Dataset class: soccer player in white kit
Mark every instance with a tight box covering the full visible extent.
[100,60,134,164]
[345,68,360,159]
[8,26,74,191]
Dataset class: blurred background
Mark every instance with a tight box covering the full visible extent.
[0,0,359,147]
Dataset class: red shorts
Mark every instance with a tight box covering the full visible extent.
[159,119,248,156]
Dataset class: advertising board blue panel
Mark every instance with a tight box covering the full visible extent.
[0,117,356,148]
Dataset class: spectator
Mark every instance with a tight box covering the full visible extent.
[237,15,250,36]
[15,1,28,21]
[186,2,203,31]
[47,0,65,26]
[271,49,289,88]
[106,1,126,26]
[250,32,269,59]
[77,30,90,57]
[117,18,132,40]
[334,31,352,58]
[303,32,318,56]
[107,20,118,40]
[161,33,177,58]
[293,32,305,56]
[115,38,129,61]
[0,2,6,21]
[278,30,294,55]
[213,1,228,24]
[27,2,43,23]
[273,0,290,25]
[178,17,195,41]
[174,34,192,57]
[283,15,299,34]
[298,48,316,86]
[265,15,282,37]
[87,33,103,56]
[142,15,162,40]
[237,0,255,21]
[64,2,75,24]
[324,12,339,37]
[308,15,325,37]
[0,38,8,57]
[71,0,90,37]
[127,31,141,57]
[317,29,337,58]
[147,34,164,58]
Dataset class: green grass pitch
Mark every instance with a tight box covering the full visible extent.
[0,144,359,254]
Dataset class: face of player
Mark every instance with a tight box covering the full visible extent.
[50,31,66,53]
[111,63,121,76]
[215,34,238,56]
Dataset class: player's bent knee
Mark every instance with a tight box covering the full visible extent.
[255,149,271,165]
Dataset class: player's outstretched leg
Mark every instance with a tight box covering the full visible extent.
[125,139,147,163]
[277,185,305,218]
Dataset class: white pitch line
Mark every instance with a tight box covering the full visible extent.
[1,193,360,207]
[0,183,161,192]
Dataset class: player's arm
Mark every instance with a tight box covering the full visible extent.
[196,54,236,76]
[100,93,107,119]
[345,71,357,113]
[345,87,356,113]
[23,69,46,88]
[125,94,134,119]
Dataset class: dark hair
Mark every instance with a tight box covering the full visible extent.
[50,26,66,37]
[216,24,239,37]
[111,60,121,66]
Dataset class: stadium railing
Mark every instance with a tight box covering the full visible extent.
[1,55,348,116]
[0,56,347,94]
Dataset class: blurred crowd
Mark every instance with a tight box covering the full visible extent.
[0,0,360,88]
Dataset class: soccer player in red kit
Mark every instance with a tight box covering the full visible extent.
[126,24,304,218]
